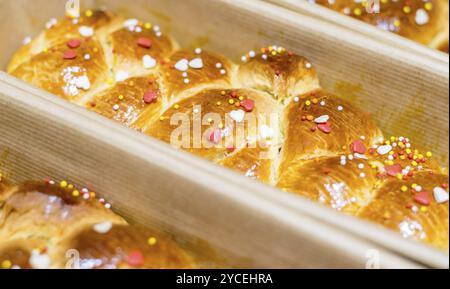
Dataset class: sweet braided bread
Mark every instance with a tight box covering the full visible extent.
[6,10,449,252]
[308,0,449,52]
[0,174,195,269]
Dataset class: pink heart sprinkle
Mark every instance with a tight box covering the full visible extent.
[317,122,331,134]
[137,37,152,49]
[208,129,222,144]
[63,50,77,60]
[385,164,402,177]
[351,140,366,154]
[414,191,431,206]
[143,90,158,104]
[126,250,145,267]
[240,99,255,112]
[67,39,81,49]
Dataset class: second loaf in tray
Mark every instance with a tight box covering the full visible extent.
[7,10,449,252]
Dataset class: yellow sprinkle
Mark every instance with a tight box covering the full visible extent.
[1,260,12,269]
[85,10,93,17]
[371,164,378,169]
[93,48,98,53]
[424,2,433,11]
[216,101,222,106]
[413,155,418,160]
[148,237,157,246]
[239,96,245,101]
[390,136,396,142]
[90,192,96,198]
[60,181,68,188]
[401,186,408,192]
[67,184,74,190]
[174,104,180,110]
[418,154,424,159]
[389,151,395,155]
[229,99,235,105]
[412,184,418,189]
[414,149,419,154]
[106,78,114,86]
[400,155,406,160]
[426,152,433,157]
[305,100,311,106]
[403,6,411,14]
[159,116,165,121]
[218,123,224,129]
[271,51,277,56]
[354,8,362,16]
[406,149,412,154]
[387,160,394,166]
[118,95,124,100]
[397,174,403,180]
[144,22,153,29]
[72,190,80,197]
[420,206,428,213]
[394,20,401,27]
[385,141,391,145]
[412,161,418,166]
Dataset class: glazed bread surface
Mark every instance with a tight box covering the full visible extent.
[309,0,449,52]
[6,10,449,252]
[0,177,195,269]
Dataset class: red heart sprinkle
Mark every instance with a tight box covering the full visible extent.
[317,122,331,134]
[63,50,77,60]
[414,191,431,206]
[67,39,81,49]
[226,145,235,153]
[126,250,145,267]
[385,164,402,177]
[240,99,255,112]
[208,129,222,144]
[143,90,158,104]
[351,140,366,154]
[137,37,152,49]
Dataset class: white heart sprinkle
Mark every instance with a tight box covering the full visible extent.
[314,115,329,124]
[143,55,157,69]
[115,71,129,82]
[354,153,367,160]
[79,26,94,37]
[75,75,91,90]
[230,109,245,123]
[415,9,429,26]
[93,221,113,234]
[260,125,274,139]
[174,59,189,71]
[377,145,392,155]
[433,187,449,204]
[29,251,51,269]
[189,58,204,69]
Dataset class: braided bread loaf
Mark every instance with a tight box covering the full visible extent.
[6,10,449,253]
[0,174,195,269]
[308,0,449,52]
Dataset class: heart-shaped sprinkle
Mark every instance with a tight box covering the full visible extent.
[127,250,145,267]
[433,187,449,204]
[93,221,113,234]
[414,191,431,206]
[377,145,392,155]
[314,115,329,124]
[67,39,81,49]
[351,140,366,154]
[226,145,235,153]
[189,58,204,69]
[79,26,94,37]
[137,37,152,49]
[385,164,402,177]
[208,129,222,144]
[260,125,274,139]
[63,50,77,60]
[174,59,189,72]
[142,55,157,69]
[230,109,245,123]
[240,99,255,112]
[143,90,158,104]
[318,122,332,134]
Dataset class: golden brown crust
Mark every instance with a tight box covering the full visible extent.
[312,0,449,51]
[0,181,195,269]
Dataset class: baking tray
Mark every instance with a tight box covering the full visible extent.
[0,0,449,268]
[266,0,450,61]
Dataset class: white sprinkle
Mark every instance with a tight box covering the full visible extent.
[72,18,79,25]
[249,50,256,58]
[93,221,113,234]
[241,56,247,62]
[220,69,226,75]
[337,106,344,111]
[174,59,189,71]
[49,180,55,185]
[83,193,90,199]
[412,206,419,213]
[377,145,392,155]
[388,155,394,161]
[105,203,112,209]
[406,143,411,148]
[230,109,245,123]
[135,26,142,33]
[360,136,366,140]
[46,18,57,29]
[155,31,162,37]
[22,36,32,45]
[294,97,299,103]
[115,71,129,82]
[305,62,312,69]
[348,155,354,161]
[84,54,91,60]
[81,188,89,194]
[358,164,365,169]
[193,108,199,114]
[75,75,91,90]
[124,19,139,28]
[113,104,120,111]
[434,187,449,203]
[182,72,188,78]
[262,54,268,60]
[183,78,190,84]
[79,26,94,37]
[415,185,423,192]
[30,251,51,269]
[195,48,202,54]
[189,58,204,69]
[399,137,405,141]
[153,25,160,32]
[320,101,326,106]
[314,115,329,124]
[415,9,430,25]
[143,55,157,69]
[359,173,366,178]
[216,63,223,69]
[340,160,347,166]
[392,142,397,147]
[259,125,274,139]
